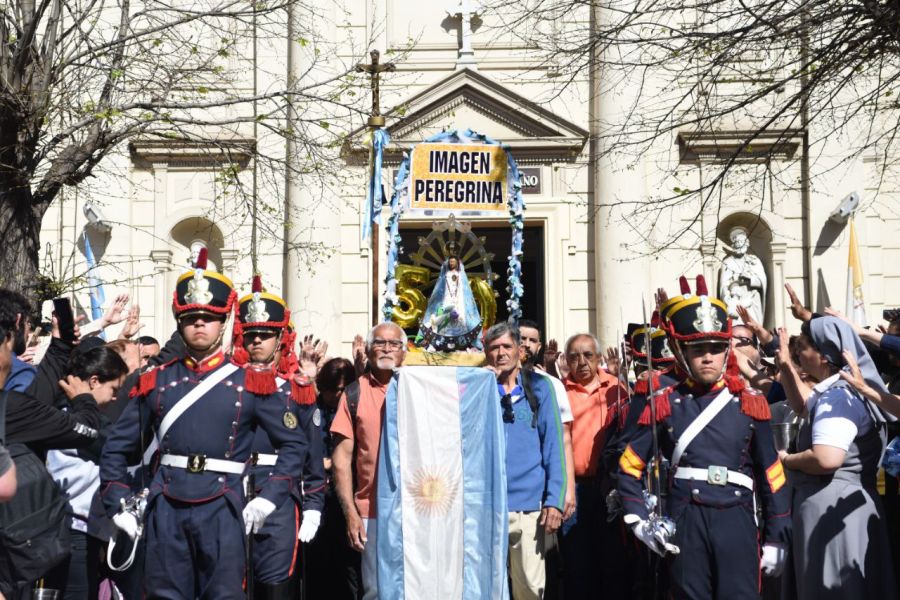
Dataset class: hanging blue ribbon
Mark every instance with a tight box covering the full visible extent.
[363,128,390,241]
[381,128,526,325]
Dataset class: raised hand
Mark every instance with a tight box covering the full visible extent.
[352,334,367,376]
[544,338,560,371]
[119,304,144,340]
[784,283,812,322]
[736,304,773,345]
[102,293,131,327]
[605,346,621,378]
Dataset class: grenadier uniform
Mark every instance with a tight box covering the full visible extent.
[99,251,309,599]
[617,276,791,599]
[232,277,326,598]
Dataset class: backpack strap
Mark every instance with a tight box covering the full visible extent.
[346,380,361,423]
[0,391,7,446]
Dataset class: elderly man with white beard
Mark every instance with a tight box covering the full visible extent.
[331,322,407,600]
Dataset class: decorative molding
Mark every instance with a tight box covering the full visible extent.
[130,139,254,169]
[677,129,803,165]
[344,69,589,166]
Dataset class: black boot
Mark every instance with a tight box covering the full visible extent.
[254,577,297,600]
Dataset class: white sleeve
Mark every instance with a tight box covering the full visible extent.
[811,417,858,452]
[548,375,573,424]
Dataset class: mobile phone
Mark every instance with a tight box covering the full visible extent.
[884,308,900,323]
[53,297,76,342]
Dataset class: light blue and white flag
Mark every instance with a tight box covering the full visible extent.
[377,366,508,600]
[83,232,105,323]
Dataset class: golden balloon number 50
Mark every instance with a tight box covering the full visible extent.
[391,264,497,330]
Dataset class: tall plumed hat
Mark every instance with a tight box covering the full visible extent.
[237,276,289,333]
[663,275,731,343]
[173,248,236,318]
[631,312,675,366]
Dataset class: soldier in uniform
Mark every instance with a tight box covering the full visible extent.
[232,276,326,598]
[99,250,309,599]
[617,276,791,599]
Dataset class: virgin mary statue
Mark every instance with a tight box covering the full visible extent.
[417,243,483,351]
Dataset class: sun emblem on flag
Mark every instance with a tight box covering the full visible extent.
[407,465,459,517]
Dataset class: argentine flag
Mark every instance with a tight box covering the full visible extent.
[377,366,509,600]
[83,232,106,323]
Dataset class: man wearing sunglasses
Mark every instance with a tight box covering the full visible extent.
[484,322,566,600]
[331,322,407,600]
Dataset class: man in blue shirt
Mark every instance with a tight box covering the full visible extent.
[0,288,36,392]
[484,322,566,600]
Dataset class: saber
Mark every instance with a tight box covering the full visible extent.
[246,452,258,599]
[641,297,662,519]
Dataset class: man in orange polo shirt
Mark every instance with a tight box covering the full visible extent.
[561,332,629,600]
[331,322,407,600]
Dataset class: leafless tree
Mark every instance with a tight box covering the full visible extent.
[486,0,900,252]
[0,0,368,298]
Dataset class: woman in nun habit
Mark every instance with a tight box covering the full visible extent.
[779,316,896,600]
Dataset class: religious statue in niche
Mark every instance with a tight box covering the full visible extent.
[719,226,768,324]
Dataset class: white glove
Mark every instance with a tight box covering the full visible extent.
[760,543,787,577]
[112,511,140,540]
[243,497,277,535]
[298,510,322,542]
[630,519,680,556]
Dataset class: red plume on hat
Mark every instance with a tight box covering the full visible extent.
[252,274,263,293]
[193,247,208,269]
[695,274,709,297]
[679,276,691,295]
[650,310,660,328]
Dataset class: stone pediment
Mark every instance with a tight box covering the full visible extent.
[344,69,588,166]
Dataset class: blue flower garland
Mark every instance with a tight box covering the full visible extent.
[381,128,526,325]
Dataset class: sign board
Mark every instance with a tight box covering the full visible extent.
[409,143,508,213]
[519,167,541,195]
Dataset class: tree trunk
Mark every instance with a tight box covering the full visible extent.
[0,187,44,300]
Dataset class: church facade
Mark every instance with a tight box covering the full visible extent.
[37,1,900,351]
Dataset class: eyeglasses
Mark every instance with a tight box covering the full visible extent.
[566,351,596,363]
[734,336,756,347]
[500,393,515,424]
[371,339,404,350]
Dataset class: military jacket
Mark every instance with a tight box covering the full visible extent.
[99,352,308,515]
[617,377,791,544]
[249,377,326,512]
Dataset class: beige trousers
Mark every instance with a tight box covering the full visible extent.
[508,511,550,600]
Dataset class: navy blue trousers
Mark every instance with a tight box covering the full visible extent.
[559,480,630,600]
[144,495,246,599]
[669,502,760,600]
[252,496,300,584]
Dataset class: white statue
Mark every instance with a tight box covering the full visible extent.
[719,226,767,324]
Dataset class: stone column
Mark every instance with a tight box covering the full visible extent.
[150,250,173,340]
[220,248,239,281]
[770,242,787,328]
[590,2,650,348]
[282,3,342,347]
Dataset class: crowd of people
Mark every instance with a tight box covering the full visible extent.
[1,255,900,600]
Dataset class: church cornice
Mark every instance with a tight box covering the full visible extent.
[343,69,588,166]
[677,129,803,164]
[129,138,254,169]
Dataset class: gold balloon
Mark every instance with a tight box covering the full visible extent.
[391,264,431,329]
[470,276,497,330]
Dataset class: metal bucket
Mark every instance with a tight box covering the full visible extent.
[773,422,799,452]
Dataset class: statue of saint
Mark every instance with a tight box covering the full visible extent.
[417,242,483,351]
[719,226,767,324]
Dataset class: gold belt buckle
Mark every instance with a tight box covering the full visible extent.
[187,454,207,473]
[707,465,728,486]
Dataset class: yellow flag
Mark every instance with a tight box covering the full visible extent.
[846,218,866,326]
